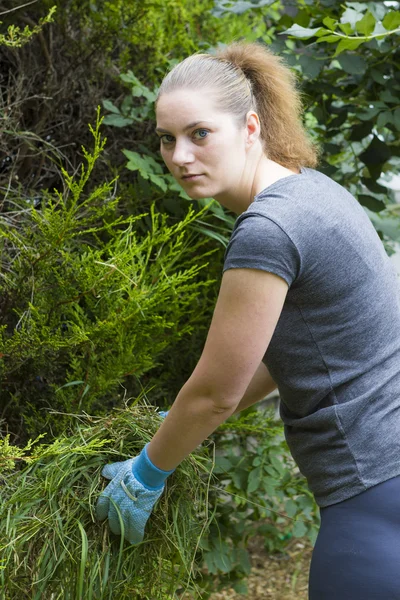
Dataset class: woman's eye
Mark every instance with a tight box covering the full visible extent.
[193,129,209,140]
[160,134,175,144]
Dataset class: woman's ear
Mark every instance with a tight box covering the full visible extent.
[245,111,261,148]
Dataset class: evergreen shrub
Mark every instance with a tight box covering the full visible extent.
[0,112,217,440]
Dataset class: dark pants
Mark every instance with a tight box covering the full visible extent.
[309,476,400,599]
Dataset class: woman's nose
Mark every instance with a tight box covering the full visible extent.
[171,141,194,167]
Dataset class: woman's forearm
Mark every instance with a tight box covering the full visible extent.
[147,361,277,472]
[147,387,238,472]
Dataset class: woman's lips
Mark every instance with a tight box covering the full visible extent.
[181,174,203,182]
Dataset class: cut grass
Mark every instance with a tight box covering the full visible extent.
[0,405,214,599]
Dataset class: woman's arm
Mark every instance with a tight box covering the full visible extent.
[147,268,287,471]
[232,360,277,414]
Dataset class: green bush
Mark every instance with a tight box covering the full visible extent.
[199,407,319,594]
[0,112,217,440]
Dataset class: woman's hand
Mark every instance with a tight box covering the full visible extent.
[96,444,174,544]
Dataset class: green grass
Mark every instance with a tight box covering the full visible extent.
[0,405,214,599]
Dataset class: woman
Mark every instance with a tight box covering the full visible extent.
[96,42,400,599]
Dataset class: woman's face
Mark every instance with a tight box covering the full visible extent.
[156,89,248,201]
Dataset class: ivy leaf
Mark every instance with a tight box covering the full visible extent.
[355,10,376,36]
[383,11,400,31]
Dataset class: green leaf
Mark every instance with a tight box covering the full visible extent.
[81,384,90,399]
[359,136,392,166]
[285,499,298,518]
[102,99,120,114]
[299,54,323,78]
[322,16,337,31]
[370,68,387,84]
[293,520,308,538]
[341,7,365,29]
[247,466,262,493]
[334,38,365,57]
[348,121,373,141]
[235,548,252,575]
[377,111,394,128]
[355,10,376,36]
[338,22,353,35]
[382,11,400,31]
[233,580,248,594]
[316,34,340,43]
[214,455,232,475]
[282,24,323,39]
[358,194,386,212]
[122,150,163,174]
[103,114,134,127]
[148,173,168,192]
[394,108,400,132]
[356,106,383,121]
[366,210,400,243]
[56,380,84,392]
[379,90,398,104]
[337,53,367,74]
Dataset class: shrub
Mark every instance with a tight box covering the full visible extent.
[0,112,217,440]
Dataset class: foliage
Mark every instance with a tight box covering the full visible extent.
[0,404,213,600]
[199,407,319,593]
[0,111,216,440]
[0,403,318,599]
[211,0,400,249]
[0,5,56,47]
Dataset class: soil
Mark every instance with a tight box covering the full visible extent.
[206,536,312,600]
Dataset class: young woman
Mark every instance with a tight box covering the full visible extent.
[96,42,400,599]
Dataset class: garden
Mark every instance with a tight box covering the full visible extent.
[1,0,399,598]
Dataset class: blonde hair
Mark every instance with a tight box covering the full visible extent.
[156,42,320,169]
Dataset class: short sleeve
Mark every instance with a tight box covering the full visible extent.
[223,213,300,287]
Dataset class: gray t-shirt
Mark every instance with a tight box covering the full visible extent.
[223,167,400,507]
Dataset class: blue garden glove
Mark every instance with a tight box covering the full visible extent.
[96,443,175,544]
[158,410,169,419]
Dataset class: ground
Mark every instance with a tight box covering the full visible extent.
[208,536,312,600]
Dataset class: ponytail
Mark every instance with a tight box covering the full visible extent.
[157,41,320,169]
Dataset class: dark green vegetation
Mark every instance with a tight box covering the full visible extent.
[1,0,399,597]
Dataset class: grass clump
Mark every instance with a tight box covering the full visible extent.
[0,404,214,599]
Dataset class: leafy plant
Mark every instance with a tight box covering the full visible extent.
[0,110,217,439]
[201,407,319,593]
[0,5,56,47]
[212,0,400,250]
